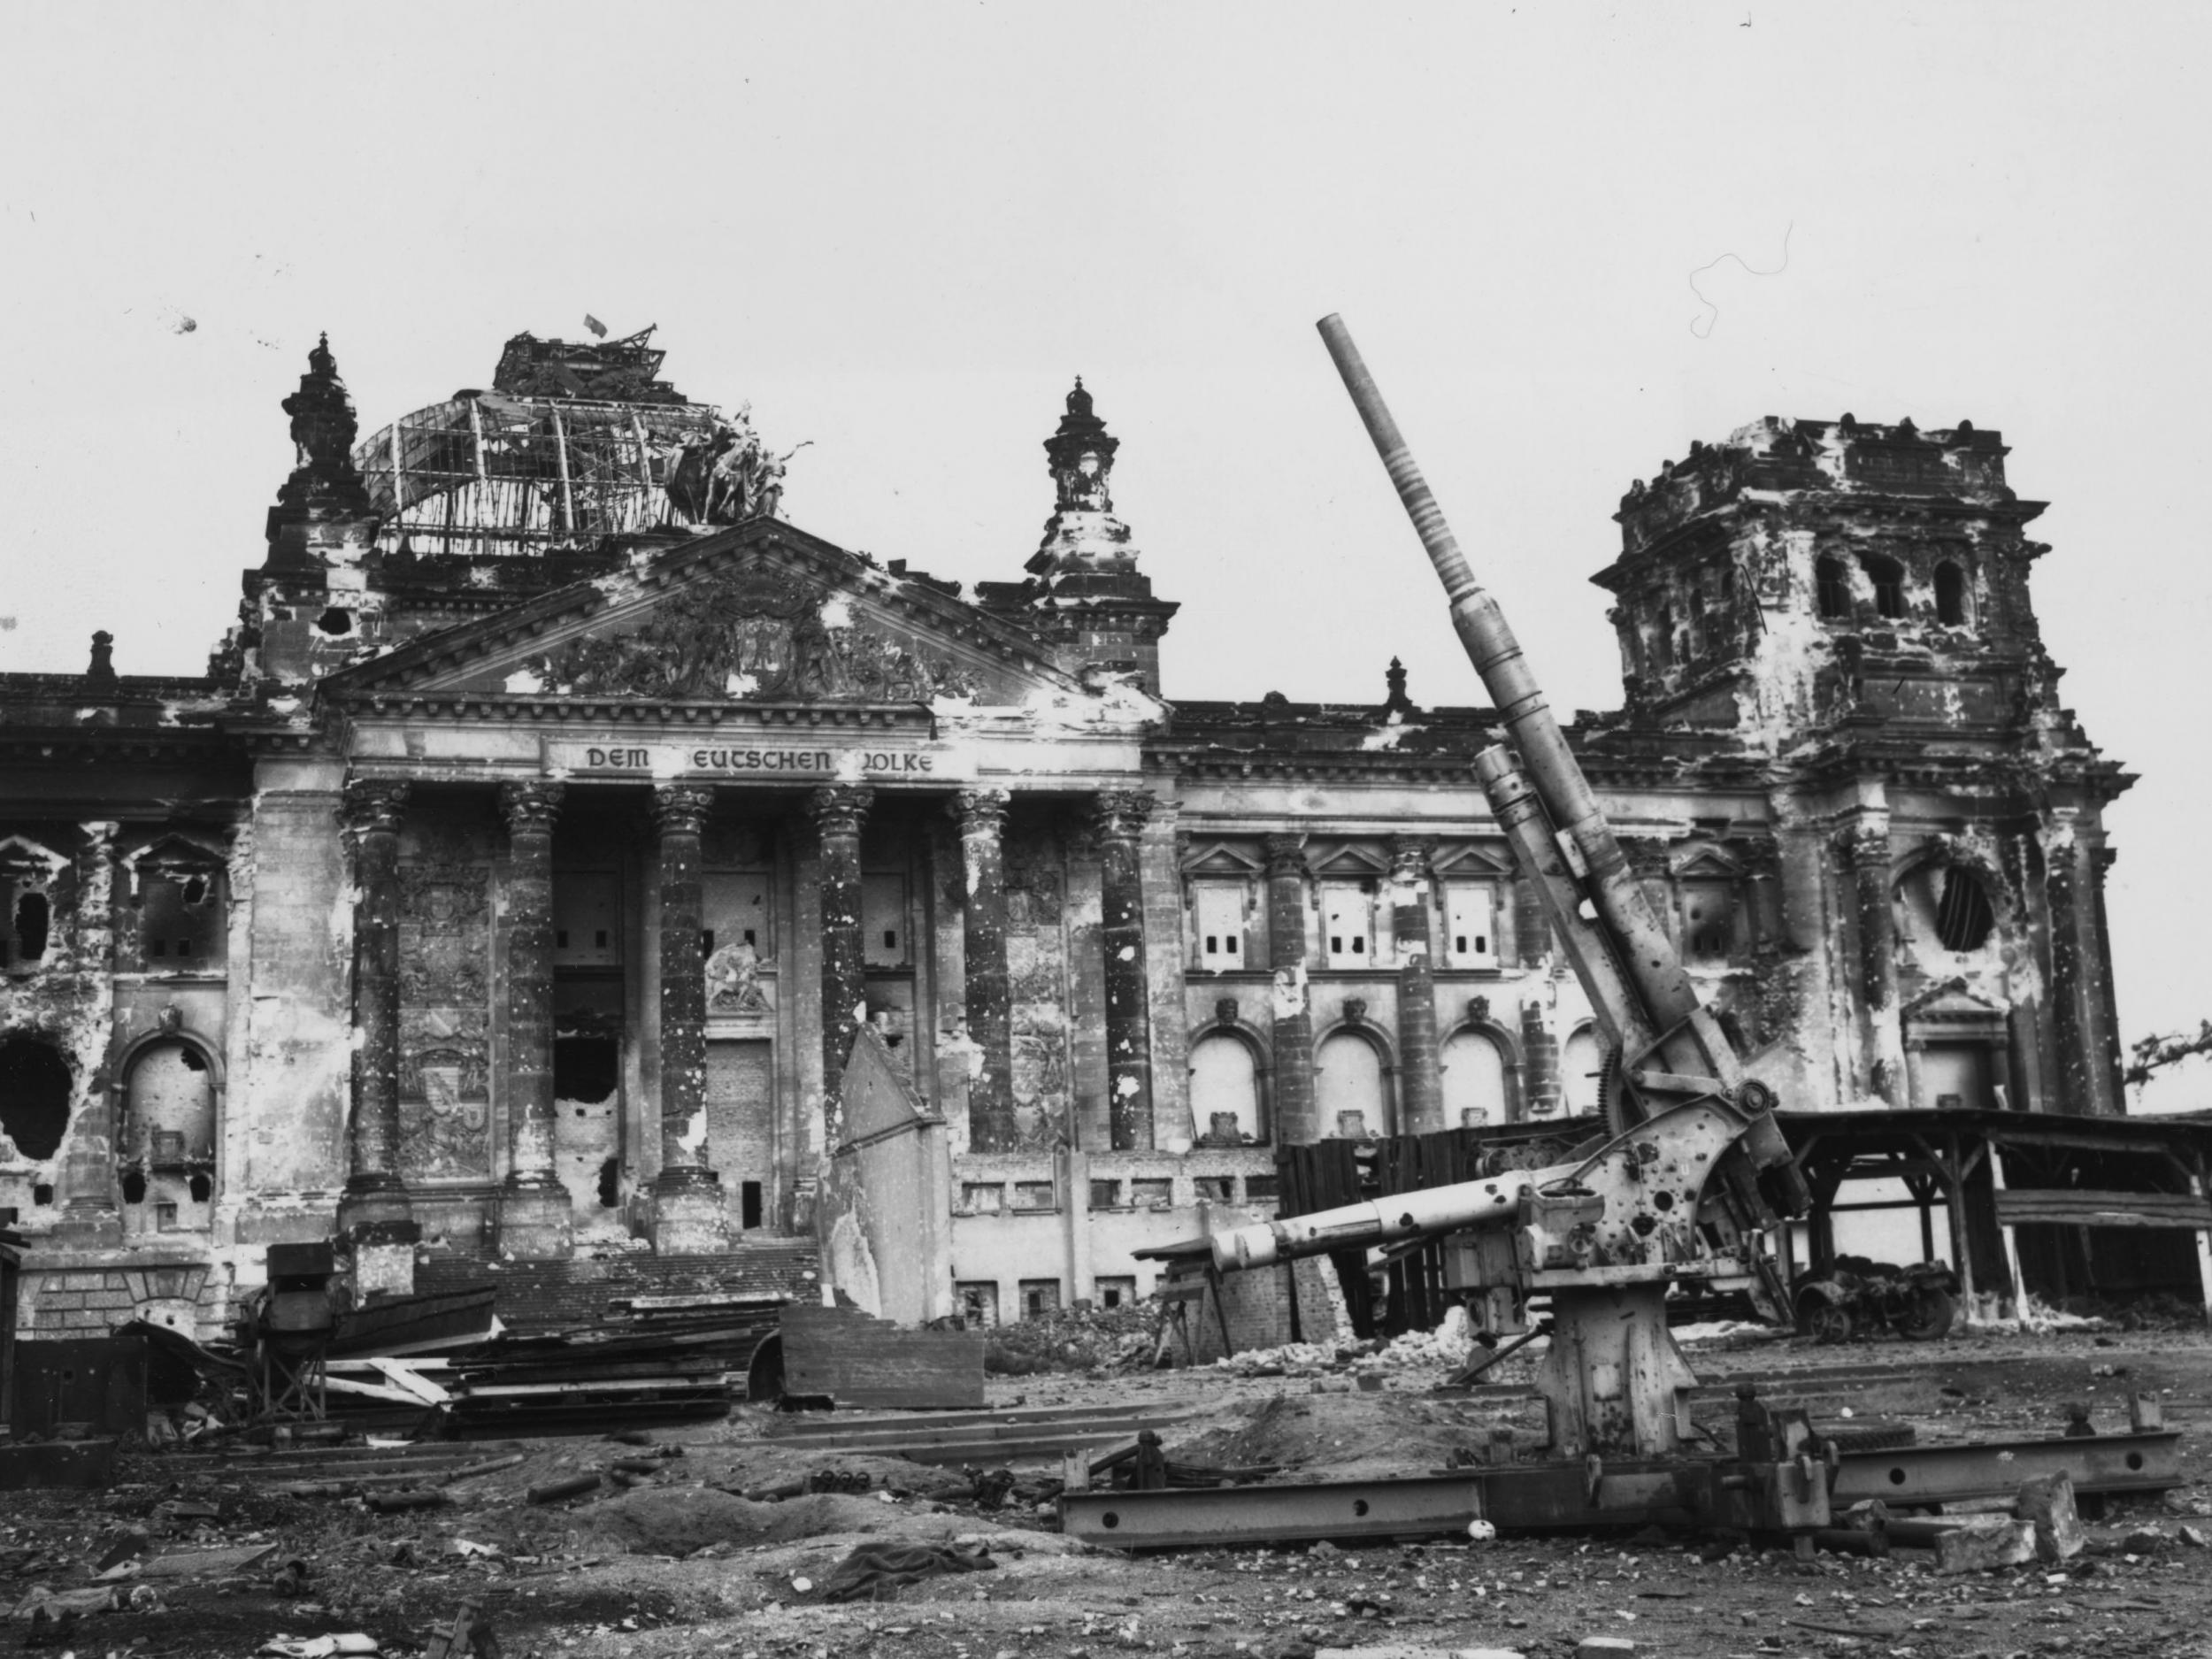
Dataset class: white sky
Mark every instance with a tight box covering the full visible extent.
[4,4,2208,1106]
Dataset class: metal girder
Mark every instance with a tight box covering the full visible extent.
[1832,1432,2182,1506]
[1056,1432,2187,1552]
[1059,1474,1492,1549]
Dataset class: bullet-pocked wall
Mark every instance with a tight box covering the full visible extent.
[0,331,2134,1335]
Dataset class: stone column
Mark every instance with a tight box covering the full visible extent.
[952,789,1016,1151]
[1519,1000,1562,1117]
[2087,843,2127,1114]
[648,784,725,1253]
[810,785,873,1144]
[1838,818,1901,1107]
[57,822,120,1237]
[496,780,570,1257]
[1264,834,1318,1145]
[339,780,416,1290]
[2042,810,2110,1118]
[1094,791,1156,1152]
[1388,837,1444,1136]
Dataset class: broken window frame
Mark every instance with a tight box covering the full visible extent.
[1815,555,1852,621]
[1862,552,1909,620]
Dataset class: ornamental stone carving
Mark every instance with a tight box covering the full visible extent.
[524,569,981,703]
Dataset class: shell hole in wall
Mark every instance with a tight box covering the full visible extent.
[0,1036,72,1159]
[314,607,355,636]
[554,1037,618,1104]
[188,1172,211,1202]
[121,1171,147,1204]
[32,1183,53,1206]
[1862,553,1907,619]
[1934,868,1996,951]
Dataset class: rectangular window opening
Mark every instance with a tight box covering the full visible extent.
[740,1179,763,1230]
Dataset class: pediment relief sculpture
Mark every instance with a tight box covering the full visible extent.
[524,568,983,703]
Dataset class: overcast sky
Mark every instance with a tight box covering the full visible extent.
[4,4,2208,1105]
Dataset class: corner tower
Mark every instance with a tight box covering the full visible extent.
[981,380,1177,693]
[1594,416,2076,751]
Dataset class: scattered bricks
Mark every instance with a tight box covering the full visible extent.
[1929,1517,2037,1574]
[525,1472,603,1505]
[2016,1471,2085,1562]
[1574,1640,1637,1659]
[2121,1525,2169,1553]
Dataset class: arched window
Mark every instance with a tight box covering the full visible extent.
[1561,1025,1609,1117]
[125,1040,216,1166]
[1861,553,1907,619]
[1933,561,1972,626]
[1317,1031,1389,1139]
[1441,1029,1509,1126]
[1189,1033,1263,1146]
[1815,556,1851,620]
[0,1036,72,1159]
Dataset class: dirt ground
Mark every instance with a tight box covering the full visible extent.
[9,1322,2212,1659]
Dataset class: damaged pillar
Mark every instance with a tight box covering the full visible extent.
[57,822,120,1237]
[810,784,874,1144]
[953,788,1017,1151]
[338,780,417,1291]
[1265,834,1318,1145]
[648,784,726,1254]
[1094,792,1156,1150]
[1520,1001,1561,1117]
[1388,837,1444,1135]
[495,780,570,1257]
[1839,818,1901,1107]
[2047,811,2122,1117]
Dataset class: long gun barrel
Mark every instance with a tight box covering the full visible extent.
[1313,315,1807,1223]
[1317,316,1731,1095]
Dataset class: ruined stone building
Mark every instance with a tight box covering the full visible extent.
[0,330,2135,1339]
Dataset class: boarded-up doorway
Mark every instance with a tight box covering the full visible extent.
[707,1039,776,1233]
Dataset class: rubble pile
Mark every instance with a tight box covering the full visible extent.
[979,1296,1158,1375]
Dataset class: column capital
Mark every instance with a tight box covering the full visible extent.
[499,779,566,833]
[1090,789,1155,842]
[1388,836,1437,880]
[341,778,410,836]
[649,783,714,836]
[807,784,876,840]
[1835,821,1891,871]
[950,787,1011,836]
[1263,833,1308,878]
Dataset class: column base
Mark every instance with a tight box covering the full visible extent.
[338,1185,419,1301]
[649,1168,730,1256]
[495,1179,575,1260]
[49,1203,123,1247]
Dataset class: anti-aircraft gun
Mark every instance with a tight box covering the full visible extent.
[1209,319,1818,1512]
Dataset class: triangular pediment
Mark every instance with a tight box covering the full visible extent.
[1902,979,2007,1024]
[326,520,1102,711]
[1308,841,1391,877]
[1672,848,1742,879]
[1182,841,1265,876]
[1431,843,1515,877]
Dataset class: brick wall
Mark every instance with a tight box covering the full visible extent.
[17,1259,219,1340]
